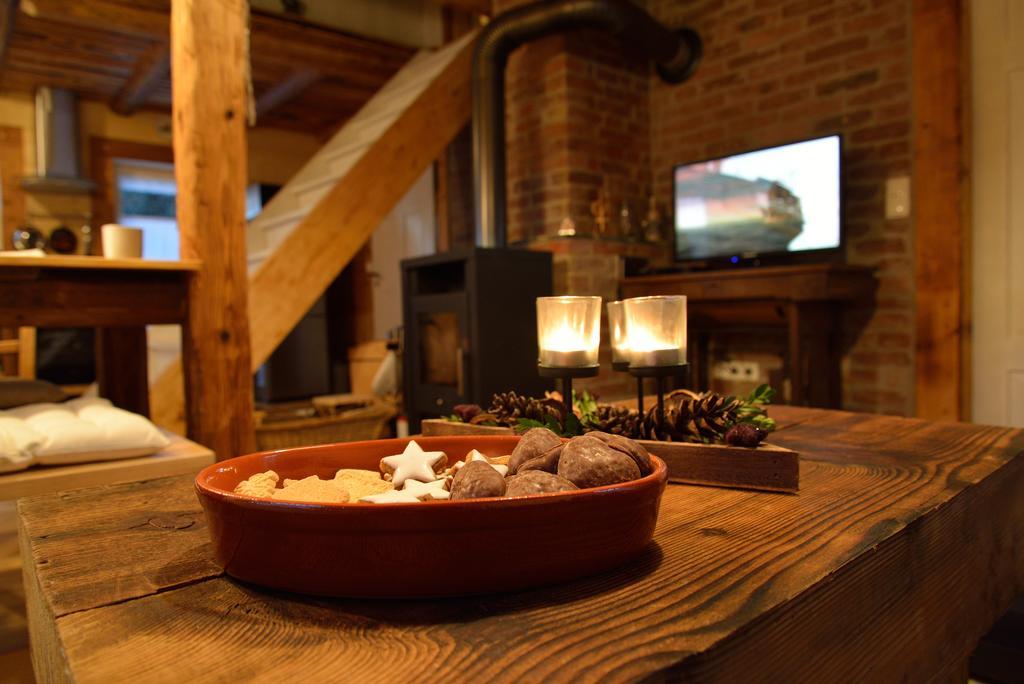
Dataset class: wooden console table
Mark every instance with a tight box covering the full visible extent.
[0,255,199,420]
[17,406,1024,681]
[621,264,876,407]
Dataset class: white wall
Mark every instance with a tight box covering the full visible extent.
[369,167,436,341]
[971,0,1024,427]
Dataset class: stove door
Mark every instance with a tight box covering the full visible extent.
[405,292,469,426]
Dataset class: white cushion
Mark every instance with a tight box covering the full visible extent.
[0,415,44,473]
[4,398,170,467]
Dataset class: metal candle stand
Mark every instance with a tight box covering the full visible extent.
[626,363,689,420]
[538,365,599,422]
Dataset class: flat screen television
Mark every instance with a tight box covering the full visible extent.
[673,134,842,267]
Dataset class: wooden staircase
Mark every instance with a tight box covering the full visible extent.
[152,31,476,434]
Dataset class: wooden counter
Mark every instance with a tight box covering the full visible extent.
[18,406,1024,682]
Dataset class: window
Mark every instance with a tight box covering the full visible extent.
[114,159,263,261]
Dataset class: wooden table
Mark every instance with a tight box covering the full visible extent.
[19,407,1024,682]
[0,255,199,419]
[621,264,876,408]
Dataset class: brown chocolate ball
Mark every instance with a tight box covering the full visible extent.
[558,435,641,489]
[518,443,564,474]
[509,427,562,474]
[505,470,578,497]
[585,431,653,476]
[449,460,506,500]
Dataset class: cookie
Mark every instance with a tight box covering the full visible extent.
[334,468,393,500]
[380,440,447,487]
[271,475,350,504]
[233,470,279,498]
[402,478,450,501]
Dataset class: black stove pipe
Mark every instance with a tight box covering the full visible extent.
[472,0,701,247]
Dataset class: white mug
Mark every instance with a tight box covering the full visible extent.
[100,224,143,259]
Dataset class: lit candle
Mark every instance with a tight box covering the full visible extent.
[623,295,687,368]
[537,296,601,368]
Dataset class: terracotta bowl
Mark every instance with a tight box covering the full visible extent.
[195,435,667,598]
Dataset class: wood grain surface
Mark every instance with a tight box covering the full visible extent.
[19,407,1024,682]
[171,0,255,459]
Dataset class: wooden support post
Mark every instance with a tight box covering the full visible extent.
[171,0,254,458]
[912,0,965,420]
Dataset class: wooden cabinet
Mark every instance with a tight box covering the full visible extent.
[621,264,876,407]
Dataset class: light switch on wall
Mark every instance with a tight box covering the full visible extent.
[885,175,911,219]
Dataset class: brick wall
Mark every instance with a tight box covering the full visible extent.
[647,0,914,415]
[497,0,915,414]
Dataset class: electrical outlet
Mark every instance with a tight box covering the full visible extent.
[885,176,910,219]
[712,360,761,382]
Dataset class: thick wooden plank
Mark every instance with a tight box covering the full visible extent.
[17,408,1024,681]
[912,0,966,421]
[19,473,221,619]
[171,0,254,458]
[110,41,169,115]
[0,433,212,500]
[0,274,188,326]
[246,33,474,369]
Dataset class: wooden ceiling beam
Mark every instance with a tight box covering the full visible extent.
[255,67,318,118]
[111,41,169,115]
[429,0,492,15]
[0,0,19,75]
[20,0,167,37]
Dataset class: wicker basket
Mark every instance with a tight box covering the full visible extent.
[254,403,395,451]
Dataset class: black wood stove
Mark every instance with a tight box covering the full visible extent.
[401,247,552,431]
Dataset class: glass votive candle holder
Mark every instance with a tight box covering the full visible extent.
[622,295,687,368]
[607,300,629,367]
[536,296,601,368]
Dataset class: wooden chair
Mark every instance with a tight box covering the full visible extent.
[0,328,35,379]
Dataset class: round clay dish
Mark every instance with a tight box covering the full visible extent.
[195,436,666,598]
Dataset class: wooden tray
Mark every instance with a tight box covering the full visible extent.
[421,419,799,493]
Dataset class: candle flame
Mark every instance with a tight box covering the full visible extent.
[626,326,673,352]
[542,323,591,352]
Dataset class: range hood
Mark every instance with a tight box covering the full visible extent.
[20,87,96,194]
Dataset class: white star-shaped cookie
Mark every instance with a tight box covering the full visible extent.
[402,478,450,501]
[381,440,446,487]
[359,489,422,504]
[465,449,509,476]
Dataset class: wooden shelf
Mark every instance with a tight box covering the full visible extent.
[0,255,201,272]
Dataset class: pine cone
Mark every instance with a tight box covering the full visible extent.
[488,391,562,427]
[592,405,642,439]
[640,390,743,443]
